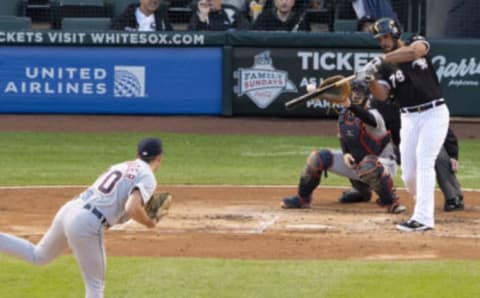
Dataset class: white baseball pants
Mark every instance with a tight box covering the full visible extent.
[399,103,450,228]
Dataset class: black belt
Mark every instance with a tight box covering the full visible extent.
[400,100,445,113]
[83,204,110,228]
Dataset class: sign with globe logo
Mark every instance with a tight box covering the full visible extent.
[114,66,146,98]
[0,47,222,114]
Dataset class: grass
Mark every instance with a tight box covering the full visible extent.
[0,131,479,188]
[1,131,479,298]
[1,255,479,298]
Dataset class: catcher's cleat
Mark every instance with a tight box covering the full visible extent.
[281,195,311,209]
[386,203,406,214]
[376,198,406,214]
[338,190,371,204]
[444,196,464,212]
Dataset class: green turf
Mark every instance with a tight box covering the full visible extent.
[0,131,478,188]
[1,255,479,298]
[1,131,479,298]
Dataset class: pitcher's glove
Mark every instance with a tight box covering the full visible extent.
[145,192,172,222]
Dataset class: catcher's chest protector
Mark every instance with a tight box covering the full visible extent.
[338,111,391,161]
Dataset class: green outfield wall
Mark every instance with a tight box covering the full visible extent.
[0,31,478,117]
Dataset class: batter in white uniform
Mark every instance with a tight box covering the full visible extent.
[0,137,164,298]
[358,18,450,231]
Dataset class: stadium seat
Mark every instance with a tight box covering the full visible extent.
[107,0,136,19]
[0,15,32,30]
[168,6,192,24]
[26,0,51,23]
[50,0,107,29]
[62,17,111,31]
[306,7,334,32]
[334,19,357,32]
[0,0,27,16]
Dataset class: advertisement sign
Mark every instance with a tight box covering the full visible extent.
[0,31,225,46]
[233,48,380,117]
[0,47,222,115]
[430,40,480,116]
[233,43,480,117]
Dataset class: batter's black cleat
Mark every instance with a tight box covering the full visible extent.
[396,220,432,232]
[281,195,311,209]
[444,196,464,212]
[338,190,371,204]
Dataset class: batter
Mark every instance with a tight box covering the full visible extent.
[358,18,450,231]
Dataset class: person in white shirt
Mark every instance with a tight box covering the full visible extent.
[112,0,173,31]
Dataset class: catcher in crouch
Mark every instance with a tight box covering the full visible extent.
[282,78,406,214]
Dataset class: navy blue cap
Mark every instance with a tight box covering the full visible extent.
[137,138,163,158]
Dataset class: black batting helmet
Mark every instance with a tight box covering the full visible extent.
[372,18,401,39]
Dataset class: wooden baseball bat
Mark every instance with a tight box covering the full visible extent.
[284,74,356,111]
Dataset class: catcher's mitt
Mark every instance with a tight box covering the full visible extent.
[145,192,172,222]
[317,75,351,104]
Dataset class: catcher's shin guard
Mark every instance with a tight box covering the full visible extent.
[298,149,333,199]
[357,155,396,206]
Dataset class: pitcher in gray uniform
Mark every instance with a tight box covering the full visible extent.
[281,80,406,214]
[0,137,167,298]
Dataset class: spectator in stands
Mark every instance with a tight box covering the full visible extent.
[351,0,399,24]
[357,15,375,32]
[248,0,267,22]
[333,0,398,27]
[251,0,310,31]
[111,0,173,31]
[188,0,250,30]
[223,0,249,14]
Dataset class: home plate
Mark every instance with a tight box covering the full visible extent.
[285,224,334,232]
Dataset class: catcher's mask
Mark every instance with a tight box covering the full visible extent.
[372,18,401,39]
[350,80,369,106]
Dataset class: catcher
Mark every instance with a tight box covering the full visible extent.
[0,137,172,298]
[282,78,406,214]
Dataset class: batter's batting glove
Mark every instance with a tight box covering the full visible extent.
[355,70,374,82]
[356,55,384,81]
[368,56,384,70]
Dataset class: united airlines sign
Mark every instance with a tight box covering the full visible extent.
[0,47,222,114]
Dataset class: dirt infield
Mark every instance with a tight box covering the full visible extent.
[1,115,480,260]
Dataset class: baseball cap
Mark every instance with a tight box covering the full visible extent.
[137,137,163,158]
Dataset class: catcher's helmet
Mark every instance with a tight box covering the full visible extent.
[350,80,370,106]
[372,18,401,39]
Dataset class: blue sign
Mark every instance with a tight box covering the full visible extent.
[0,47,222,115]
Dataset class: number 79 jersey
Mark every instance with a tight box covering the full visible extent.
[377,35,443,108]
[77,159,157,226]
